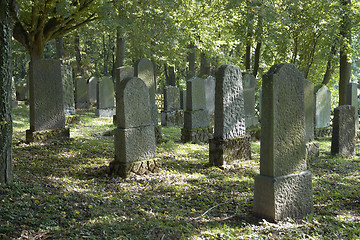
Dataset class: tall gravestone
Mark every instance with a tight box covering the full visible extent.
[253,63,313,222]
[161,86,183,126]
[88,76,98,105]
[331,105,355,157]
[110,77,158,178]
[209,65,251,166]
[26,59,70,143]
[16,79,28,101]
[347,83,358,129]
[181,77,212,143]
[243,73,258,128]
[314,84,332,137]
[204,76,215,124]
[95,76,115,117]
[75,76,90,109]
[134,58,161,142]
[62,64,75,115]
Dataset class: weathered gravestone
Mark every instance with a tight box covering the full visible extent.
[113,66,134,125]
[16,80,28,101]
[134,58,161,142]
[181,77,212,143]
[95,76,115,117]
[11,77,18,108]
[110,77,158,178]
[243,73,258,128]
[62,64,75,115]
[209,65,251,166]
[161,86,183,126]
[314,84,332,137]
[331,105,355,157]
[347,83,359,129]
[26,59,70,143]
[75,76,90,109]
[304,79,319,161]
[204,76,215,123]
[88,76,97,105]
[253,63,313,222]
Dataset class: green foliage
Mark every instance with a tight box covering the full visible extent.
[2,104,359,239]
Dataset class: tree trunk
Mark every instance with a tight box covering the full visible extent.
[164,64,176,86]
[114,28,126,84]
[0,0,18,184]
[103,35,108,75]
[187,43,196,79]
[200,53,210,77]
[252,41,261,77]
[339,0,352,106]
[322,44,337,85]
[74,33,83,76]
[56,37,64,60]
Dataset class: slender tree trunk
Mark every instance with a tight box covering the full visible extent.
[74,33,83,76]
[187,43,196,79]
[252,41,261,77]
[339,0,352,106]
[0,0,18,184]
[103,35,108,75]
[245,40,251,72]
[56,37,64,60]
[200,53,210,77]
[115,27,126,85]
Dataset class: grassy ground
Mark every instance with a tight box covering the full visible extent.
[0,102,359,239]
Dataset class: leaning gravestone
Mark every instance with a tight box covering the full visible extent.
[209,65,251,166]
[346,83,358,129]
[204,76,215,123]
[26,59,70,143]
[161,86,183,126]
[75,76,90,109]
[134,58,161,142]
[242,73,258,128]
[253,63,313,222]
[181,77,212,143]
[88,76,98,105]
[95,76,115,117]
[62,64,75,115]
[331,105,355,157]
[314,84,331,137]
[110,77,158,178]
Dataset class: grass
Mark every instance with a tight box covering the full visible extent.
[0,102,359,239]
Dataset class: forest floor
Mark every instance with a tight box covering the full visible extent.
[0,102,359,239]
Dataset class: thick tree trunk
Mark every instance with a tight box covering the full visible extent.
[0,0,18,184]
[339,0,352,106]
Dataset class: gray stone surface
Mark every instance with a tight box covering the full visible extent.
[204,76,215,116]
[243,73,258,128]
[314,85,331,129]
[29,59,65,131]
[88,76,98,104]
[254,63,312,221]
[75,76,90,109]
[186,77,207,111]
[331,105,356,157]
[213,64,246,139]
[61,65,75,115]
[163,85,180,111]
[116,77,152,128]
[184,110,211,129]
[180,90,186,110]
[134,58,156,105]
[117,66,134,84]
[347,83,359,129]
[16,80,28,101]
[96,76,115,117]
[304,79,314,142]
[11,77,18,108]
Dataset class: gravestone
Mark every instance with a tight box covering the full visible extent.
[88,76,98,105]
[253,63,313,222]
[204,76,215,123]
[181,77,212,143]
[209,65,251,166]
[161,86,183,126]
[347,83,358,129]
[26,59,70,143]
[331,105,355,157]
[75,76,90,109]
[11,77,18,108]
[95,76,115,117]
[62,64,75,115]
[180,90,186,110]
[314,84,332,137]
[16,80,28,101]
[110,77,158,178]
[134,58,161,142]
[243,73,258,128]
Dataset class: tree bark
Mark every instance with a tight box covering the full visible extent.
[187,43,196,79]
[200,53,210,77]
[74,33,84,76]
[56,37,64,60]
[0,0,18,184]
[252,41,261,77]
[322,44,337,85]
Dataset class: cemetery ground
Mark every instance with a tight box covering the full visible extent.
[0,103,359,240]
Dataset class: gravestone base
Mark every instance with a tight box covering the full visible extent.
[155,125,162,144]
[109,158,160,178]
[253,171,313,222]
[95,108,115,117]
[181,127,213,144]
[209,135,251,166]
[314,127,332,138]
[161,110,184,126]
[306,142,320,162]
[75,102,90,110]
[26,127,70,143]
[65,115,81,125]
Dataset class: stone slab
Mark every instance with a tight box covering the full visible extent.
[75,76,90,109]
[181,127,213,144]
[186,76,207,111]
[110,158,160,178]
[97,76,115,109]
[62,64,75,115]
[161,110,184,126]
[184,110,210,129]
[88,76,98,104]
[26,127,70,143]
[314,85,331,129]
[304,79,314,141]
[164,85,181,111]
